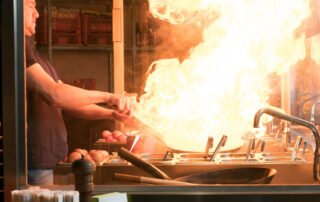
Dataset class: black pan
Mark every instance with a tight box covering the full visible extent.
[116,147,277,185]
[114,167,276,185]
[175,167,277,184]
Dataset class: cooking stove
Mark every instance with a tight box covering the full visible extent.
[54,124,315,185]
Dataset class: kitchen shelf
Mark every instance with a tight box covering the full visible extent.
[38,45,114,51]
[126,46,157,52]
[37,45,156,52]
[51,0,112,4]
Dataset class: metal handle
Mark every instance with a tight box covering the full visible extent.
[118,147,171,180]
[114,173,194,185]
[204,136,214,159]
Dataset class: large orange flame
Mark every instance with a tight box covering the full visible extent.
[133,0,311,152]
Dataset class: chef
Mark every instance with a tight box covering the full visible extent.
[24,0,132,185]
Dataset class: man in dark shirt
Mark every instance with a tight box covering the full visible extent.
[24,0,132,185]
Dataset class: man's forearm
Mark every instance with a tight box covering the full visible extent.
[53,83,114,109]
[27,63,116,109]
[63,104,114,120]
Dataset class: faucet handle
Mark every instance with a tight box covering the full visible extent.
[260,140,266,152]
[221,135,228,147]
[253,139,265,154]
[251,138,256,150]
[204,136,214,159]
[209,135,228,162]
[246,137,255,160]
[281,121,292,149]
[163,150,173,161]
[282,121,291,133]
[302,141,308,155]
[310,100,320,124]
[291,136,303,161]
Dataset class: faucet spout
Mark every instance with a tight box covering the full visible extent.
[254,107,320,182]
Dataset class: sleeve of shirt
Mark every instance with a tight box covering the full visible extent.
[25,37,37,68]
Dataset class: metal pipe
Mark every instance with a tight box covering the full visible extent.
[253,107,320,183]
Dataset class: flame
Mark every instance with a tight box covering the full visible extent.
[311,35,320,65]
[133,0,311,152]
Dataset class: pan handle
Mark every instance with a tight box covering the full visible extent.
[118,147,171,180]
[114,173,195,186]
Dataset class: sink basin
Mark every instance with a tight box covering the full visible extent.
[174,167,277,184]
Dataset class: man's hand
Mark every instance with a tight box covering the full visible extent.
[112,111,137,127]
[107,94,133,116]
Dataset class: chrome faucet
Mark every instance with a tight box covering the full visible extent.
[210,135,228,162]
[254,107,320,182]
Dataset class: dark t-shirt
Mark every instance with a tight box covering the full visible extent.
[26,36,68,169]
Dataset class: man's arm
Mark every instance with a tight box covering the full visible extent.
[27,63,131,113]
[63,104,132,123]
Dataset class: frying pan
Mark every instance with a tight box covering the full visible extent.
[116,147,277,185]
[114,167,277,185]
[130,115,243,153]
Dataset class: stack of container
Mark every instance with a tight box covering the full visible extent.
[11,187,79,202]
[81,11,113,46]
[36,6,82,45]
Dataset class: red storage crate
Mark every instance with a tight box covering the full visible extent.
[81,11,112,45]
[52,32,81,45]
[82,12,112,33]
[83,33,113,45]
[52,7,81,33]
[36,6,81,45]
[81,13,112,34]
